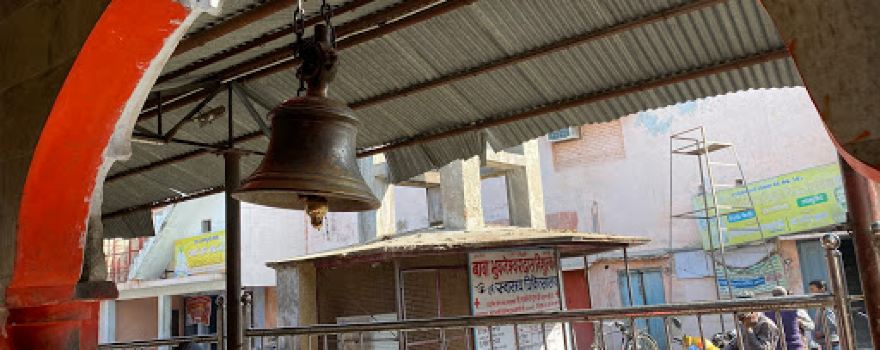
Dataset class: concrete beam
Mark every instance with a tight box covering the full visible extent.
[116,274,225,300]
[358,156,396,241]
[277,263,317,350]
[397,171,441,188]
[480,167,509,180]
[505,140,546,229]
[440,156,484,230]
[485,146,527,169]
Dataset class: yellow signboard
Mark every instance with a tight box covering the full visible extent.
[695,163,846,249]
[174,230,225,276]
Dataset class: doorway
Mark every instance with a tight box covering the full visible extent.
[563,270,594,349]
[618,269,668,350]
[400,268,470,350]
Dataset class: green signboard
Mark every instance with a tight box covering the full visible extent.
[695,163,846,250]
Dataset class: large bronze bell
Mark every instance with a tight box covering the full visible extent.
[233,24,379,228]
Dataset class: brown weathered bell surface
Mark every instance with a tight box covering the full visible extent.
[232,94,380,212]
[234,24,379,225]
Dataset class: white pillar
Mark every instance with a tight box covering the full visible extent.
[157,295,172,349]
[358,156,396,241]
[99,300,116,343]
[505,140,546,228]
[251,287,267,328]
[440,156,484,230]
[277,263,317,350]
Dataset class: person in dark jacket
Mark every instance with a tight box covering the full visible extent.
[764,286,814,350]
[808,280,839,350]
[726,312,781,350]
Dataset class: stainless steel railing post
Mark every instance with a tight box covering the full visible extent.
[823,233,855,350]
[242,291,253,350]
[218,296,226,350]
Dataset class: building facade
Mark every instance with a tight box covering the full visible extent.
[536,87,871,346]
[99,195,361,346]
[101,87,865,348]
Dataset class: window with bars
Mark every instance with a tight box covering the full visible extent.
[103,237,148,284]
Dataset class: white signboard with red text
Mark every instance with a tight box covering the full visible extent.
[469,249,567,350]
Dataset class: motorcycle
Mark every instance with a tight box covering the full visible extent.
[668,317,735,350]
[709,329,738,349]
[590,317,737,350]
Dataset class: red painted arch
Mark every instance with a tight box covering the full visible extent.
[4,0,190,347]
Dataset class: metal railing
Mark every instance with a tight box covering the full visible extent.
[243,295,833,350]
[100,233,858,350]
[248,296,831,336]
[99,297,226,350]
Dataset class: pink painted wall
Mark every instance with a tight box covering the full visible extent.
[115,298,158,342]
[539,88,838,250]
[539,88,837,338]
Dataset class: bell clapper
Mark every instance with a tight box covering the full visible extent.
[303,195,329,229]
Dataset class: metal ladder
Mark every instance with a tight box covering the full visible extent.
[668,126,770,301]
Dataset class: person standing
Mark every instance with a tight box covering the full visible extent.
[809,280,839,350]
[764,286,814,350]
[725,312,781,350]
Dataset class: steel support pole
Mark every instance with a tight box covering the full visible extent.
[225,84,243,349]
[622,247,637,350]
[394,260,405,350]
[840,158,880,349]
[225,151,242,349]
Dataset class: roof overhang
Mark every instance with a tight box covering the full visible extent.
[267,227,649,269]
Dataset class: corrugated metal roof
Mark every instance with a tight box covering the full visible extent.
[101,0,801,237]
[159,0,402,85]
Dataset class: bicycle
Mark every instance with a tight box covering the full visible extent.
[591,320,660,350]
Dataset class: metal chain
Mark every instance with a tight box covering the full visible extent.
[320,0,337,47]
[293,0,305,43]
[293,0,335,96]
[297,75,307,97]
[293,0,307,96]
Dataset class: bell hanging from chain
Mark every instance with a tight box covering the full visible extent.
[233,24,379,229]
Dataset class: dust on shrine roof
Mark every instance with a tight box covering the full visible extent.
[266,227,650,268]
[102,0,801,237]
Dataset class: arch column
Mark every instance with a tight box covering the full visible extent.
[1,1,209,348]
